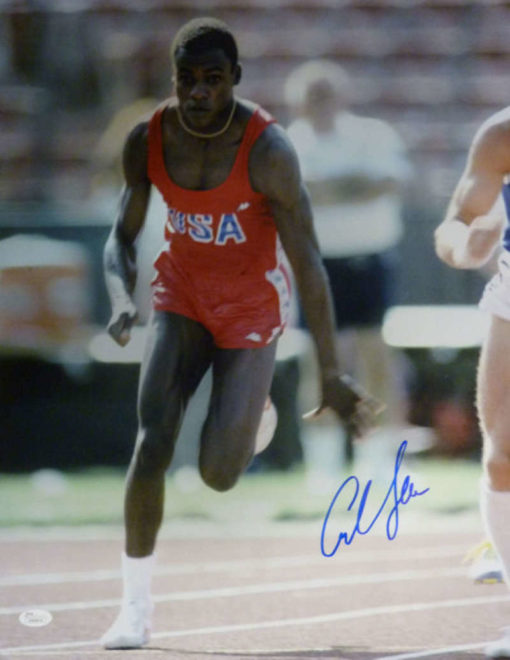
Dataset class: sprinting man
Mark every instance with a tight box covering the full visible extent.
[101,17,379,649]
[435,106,510,657]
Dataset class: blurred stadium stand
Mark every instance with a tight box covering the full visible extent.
[1,0,509,469]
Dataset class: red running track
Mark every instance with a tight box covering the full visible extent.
[0,515,507,660]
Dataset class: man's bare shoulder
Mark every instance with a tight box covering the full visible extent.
[471,106,510,173]
[124,98,172,150]
[249,119,301,201]
[475,107,510,148]
[123,120,150,184]
[253,117,295,158]
[246,102,296,166]
[483,106,510,129]
[126,120,149,146]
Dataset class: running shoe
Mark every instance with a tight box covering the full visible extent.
[254,397,278,455]
[101,598,153,649]
[464,539,504,584]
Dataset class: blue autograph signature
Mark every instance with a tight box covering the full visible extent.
[320,440,429,557]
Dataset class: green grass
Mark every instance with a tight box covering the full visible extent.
[406,455,481,514]
[0,469,128,526]
[0,455,482,528]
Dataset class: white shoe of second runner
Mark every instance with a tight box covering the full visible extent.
[465,540,504,584]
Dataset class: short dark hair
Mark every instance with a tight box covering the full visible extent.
[171,17,238,70]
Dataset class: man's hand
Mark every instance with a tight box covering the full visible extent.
[436,214,503,270]
[303,374,384,438]
[458,213,503,268]
[107,300,138,347]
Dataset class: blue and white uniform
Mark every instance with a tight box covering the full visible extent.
[479,180,510,321]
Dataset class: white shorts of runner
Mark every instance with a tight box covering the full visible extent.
[479,251,510,321]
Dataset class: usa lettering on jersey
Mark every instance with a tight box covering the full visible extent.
[167,208,247,245]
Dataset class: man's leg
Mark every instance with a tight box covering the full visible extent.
[125,311,213,556]
[199,341,277,492]
[478,316,510,657]
[102,311,213,649]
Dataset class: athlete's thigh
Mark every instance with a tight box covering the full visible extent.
[138,311,214,428]
[202,341,278,451]
[477,315,510,451]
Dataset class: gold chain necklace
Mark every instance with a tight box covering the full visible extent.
[176,101,237,139]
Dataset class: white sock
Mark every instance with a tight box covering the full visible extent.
[480,480,510,585]
[121,552,155,603]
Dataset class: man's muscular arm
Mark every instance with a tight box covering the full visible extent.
[103,122,151,346]
[435,115,509,270]
[250,124,381,435]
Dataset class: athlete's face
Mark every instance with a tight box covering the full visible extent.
[173,47,240,130]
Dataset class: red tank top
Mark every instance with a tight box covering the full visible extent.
[147,103,281,284]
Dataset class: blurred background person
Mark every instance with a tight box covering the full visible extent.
[283,59,411,488]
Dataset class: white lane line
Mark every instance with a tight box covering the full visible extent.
[0,543,470,587]
[0,565,470,616]
[3,593,510,655]
[375,640,490,659]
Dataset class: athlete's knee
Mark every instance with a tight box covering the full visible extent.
[200,462,241,492]
[198,412,257,491]
[199,433,251,492]
[483,441,510,489]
